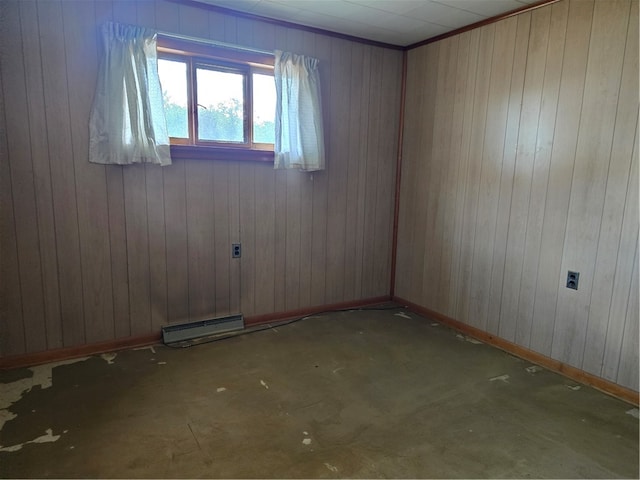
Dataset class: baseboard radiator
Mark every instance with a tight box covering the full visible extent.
[161,314,244,344]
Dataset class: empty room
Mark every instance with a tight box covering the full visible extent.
[0,0,638,477]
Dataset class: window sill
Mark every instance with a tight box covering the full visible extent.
[170,144,274,163]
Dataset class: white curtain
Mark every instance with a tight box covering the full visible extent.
[274,50,325,171]
[89,22,171,166]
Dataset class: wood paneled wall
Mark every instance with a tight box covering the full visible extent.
[0,0,402,357]
[396,0,639,390]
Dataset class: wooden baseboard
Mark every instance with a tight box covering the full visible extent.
[394,296,640,407]
[0,333,162,370]
[0,296,392,370]
[244,296,392,326]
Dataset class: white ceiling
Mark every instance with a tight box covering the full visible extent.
[194,0,540,47]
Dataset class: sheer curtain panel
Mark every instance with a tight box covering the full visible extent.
[274,50,325,171]
[89,22,171,166]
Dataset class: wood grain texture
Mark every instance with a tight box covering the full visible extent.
[18,0,63,350]
[0,0,401,356]
[551,0,630,367]
[396,0,638,391]
[0,36,26,356]
[37,0,86,347]
[2,0,47,353]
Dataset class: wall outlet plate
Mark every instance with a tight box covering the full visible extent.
[566,271,579,290]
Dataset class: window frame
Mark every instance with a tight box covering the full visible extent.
[157,35,275,163]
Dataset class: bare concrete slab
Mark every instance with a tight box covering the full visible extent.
[1,307,638,478]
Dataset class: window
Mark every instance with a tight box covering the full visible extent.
[157,36,276,162]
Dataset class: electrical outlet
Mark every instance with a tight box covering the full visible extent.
[232,243,241,258]
[566,271,579,290]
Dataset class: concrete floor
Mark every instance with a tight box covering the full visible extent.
[1,307,638,478]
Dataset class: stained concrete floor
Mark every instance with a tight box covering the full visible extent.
[1,307,638,478]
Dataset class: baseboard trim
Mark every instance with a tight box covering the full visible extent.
[244,296,393,327]
[0,333,162,370]
[0,296,392,370]
[394,296,640,406]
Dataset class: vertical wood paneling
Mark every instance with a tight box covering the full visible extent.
[448,32,477,319]
[582,0,638,375]
[408,45,439,302]
[253,162,276,315]
[114,2,153,335]
[602,125,638,381]
[64,0,116,342]
[397,0,638,391]
[138,0,167,334]
[309,33,331,307]
[458,26,492,325]
[468,19,515,331]
[499,7,550,342]
[38,0,86,347]
[486,13,531,336]
[19,0,63,350]
[617,241,639,390]
[551,0,630,367]
[361,47,384,298]
[529,0,593,355]
[160,2,188,325]
[186,158,215,319]
[212,162,231,316]
[443,32,471,319]
[3,0,47,352]
[101,1,130,339]
[430,37,459,316]
[372,48,401,297]
[433,36,460,313]
[0,38,26,355]
[325,37,352,304]
[516,2,567,348]
[352,46,371,300]
[297,31,316,307]
[236,17,258,317]
[343,42,365,301]
[251,22,277,315]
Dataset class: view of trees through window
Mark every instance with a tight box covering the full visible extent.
[158,58,275,145]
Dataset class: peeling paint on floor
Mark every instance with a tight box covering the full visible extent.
[489,374,510,383]
[430,322,439,327]
[394,312,412,319]
[0,428,62,452]
[100,353,117,365]
[565,384,581,391]
[260,380,269,389]
[625,408,639,419]
[216,387,226,393]
[302,438,312,445]
[0,357,89,432]
[133,346,157,354]
[526,365,544,374]
[324,462,338,472]
[456,334,483,344]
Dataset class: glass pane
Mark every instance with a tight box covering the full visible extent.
[158,58,188,138]
[252,73,276,144]
[197,68,244,143]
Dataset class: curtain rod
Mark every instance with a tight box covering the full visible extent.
[157,31,273,56]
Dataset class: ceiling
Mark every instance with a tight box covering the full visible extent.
[193,0,540,47]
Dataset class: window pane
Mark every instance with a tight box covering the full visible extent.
[158,58,189,138]
[252,73,275,144]
[197,68,244,143]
